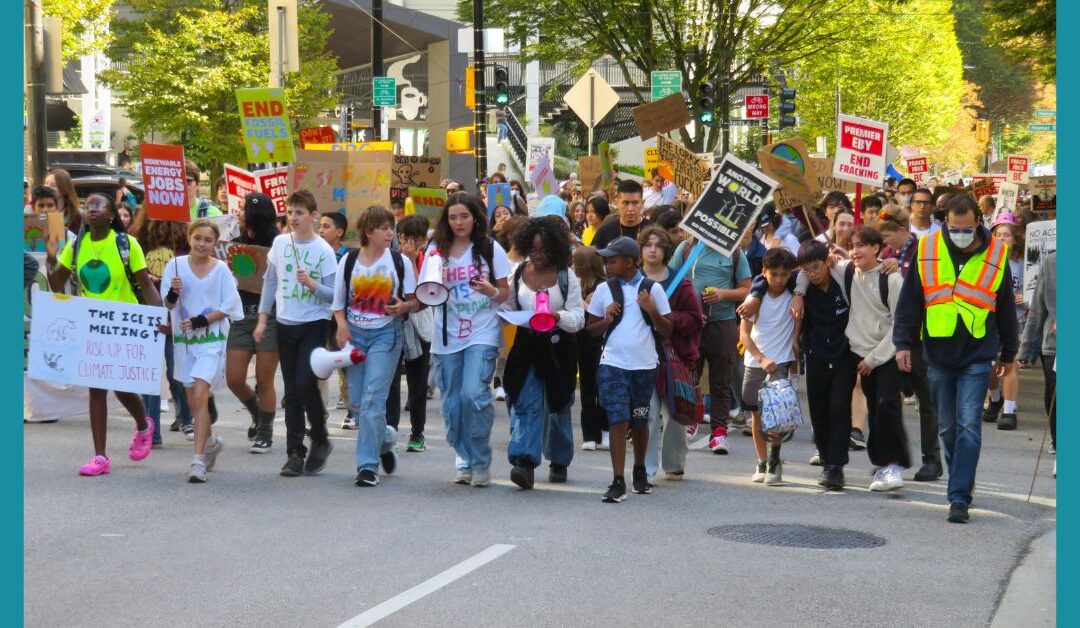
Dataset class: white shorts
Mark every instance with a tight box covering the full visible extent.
[175,347,226,388]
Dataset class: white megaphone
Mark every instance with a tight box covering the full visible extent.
[416,250,449,306]
[310,343,366,380]
[530,289,557,332]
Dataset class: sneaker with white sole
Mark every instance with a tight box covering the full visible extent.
[203,435,223,471]
[809,450,822,466]
[250,439,272,454]
[453,471,472,485]
[870,466,904,491]
[602,477,627,503]
[182,424,194,441]
[495,386,507,401]
[470,467,491,487]
[765,459,783,485]
[188,457,207,483]
[581,441,597,451]
[341,415,356,430]
[752,461,766,483]
[598,431,610,451]
[709,428,729,454]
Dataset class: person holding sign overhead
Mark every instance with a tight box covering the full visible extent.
[46,193,163,476]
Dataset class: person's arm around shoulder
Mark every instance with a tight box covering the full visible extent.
[892,255,925,372]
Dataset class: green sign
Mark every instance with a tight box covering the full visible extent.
[1035,109,1056,118]
[1029,123,1056,132]
[373,77,397,107]
[651,71,682,101]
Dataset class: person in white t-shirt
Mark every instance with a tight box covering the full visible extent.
[418,193,511,488]
[162,220,244,482]
[332,206,418,487]
[256,191,338,478]
[739,248,800,486]
[909,188,941,238]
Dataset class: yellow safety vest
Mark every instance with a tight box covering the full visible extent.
[916,231,1007,339]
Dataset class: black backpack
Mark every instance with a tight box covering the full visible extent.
[603,275,660,350]
[341,247,407,302]
[843,263,890,310]
[69,226,144,304]
[510,262,568,307]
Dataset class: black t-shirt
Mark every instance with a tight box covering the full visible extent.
[591,218,651,251]
[803,276,852,363]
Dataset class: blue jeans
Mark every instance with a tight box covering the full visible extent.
[496,122,509,142]
[927,361,992,507]
[345,321,403,473]
[166,335,192,429]
[433,344,498,472]
[646,390,688,478]
[507,368,575,469]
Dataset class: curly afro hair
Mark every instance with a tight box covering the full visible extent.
[511,216,572,271]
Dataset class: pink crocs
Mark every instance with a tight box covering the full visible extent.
[78,455,111,476]
[129,417,155,462]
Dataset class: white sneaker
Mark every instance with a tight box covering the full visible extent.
[495,386,507,401]
[203,435,223,471]
[598,431,610,450]
[336,399,346,410]
[581,441,597,451]
[471,467,491,487]
[809,450,822,466]
[752,461,766,483]
[341,416,355,430]
[162,399,171,413]
[188,457,207,483]
[765,460,783,486]
[884,465,904,491]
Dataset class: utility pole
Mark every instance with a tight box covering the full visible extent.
[371,0,384,140]
[25,0,47,185]
[472,0,487,188]
[721,74,730,155]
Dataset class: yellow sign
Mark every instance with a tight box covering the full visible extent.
[644,147,660,177]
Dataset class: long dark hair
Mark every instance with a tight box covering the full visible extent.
[240,193,279,247]
[433,192,490,266]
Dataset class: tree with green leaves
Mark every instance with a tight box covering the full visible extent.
[102,0,338,177]
[953,0,1036,128]
[43,0,115,61]
[984,0,1055,84]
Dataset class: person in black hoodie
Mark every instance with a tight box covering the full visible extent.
[893,195,1019,524]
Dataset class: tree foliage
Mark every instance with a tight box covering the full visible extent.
[984,0,1055,84]
[953,0,1036,127]
[102,0,338,176]
[43,0,114,61]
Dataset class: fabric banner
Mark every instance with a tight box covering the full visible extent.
[679,154,778,256]
[140,143,188,222]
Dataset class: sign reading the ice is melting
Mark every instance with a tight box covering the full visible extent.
[833,114,889,187]
[28,292,167,396]
[236,87,296,163]
[680,154,779,256]
[140,143,188,222]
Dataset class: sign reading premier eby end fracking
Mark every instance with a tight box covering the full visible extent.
[680,154,778,256]
[833,114,889,187]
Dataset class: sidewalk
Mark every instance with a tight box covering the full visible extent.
[991,526,1056,626]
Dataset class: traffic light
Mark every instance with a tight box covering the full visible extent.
[698,80,716,124]
[494,66,510,106]
[779,88,796,129]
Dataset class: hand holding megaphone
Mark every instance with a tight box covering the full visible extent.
[416,249,449,306]
[310,343,367,380]
[529,289,558,332]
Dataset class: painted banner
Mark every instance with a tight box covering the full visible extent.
[632,92,692,140]
[971,177,997,203]
[254,167,290,216]
[1007,155,1030,184]
[906,157,929,184]
[289,149,393,244]
[972,173,1007,195]
[578,156,602,192]
[1030,176,1056,212]
[224,163,258,215]
[833,114,889,187]
[307,141,395,152]
[657,135,710,197]
[1023,220,1056,305]
[408,187,447,221]
[24,212,65,253]
[757,138,820,211]
[28,292,167,396]
[680,155,778,256]
[236,87,296,163]
[213,241,269,294]
[140,143,188,222]
[526,138,556,176]
[529,153,559,199]
[298,126,336,148]
[486,183,512,219]
[392,155,443,203]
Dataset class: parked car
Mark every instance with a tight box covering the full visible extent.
[72,176,145,207]
[49,162,140,180]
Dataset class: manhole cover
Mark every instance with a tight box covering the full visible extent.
[707,524,886,549]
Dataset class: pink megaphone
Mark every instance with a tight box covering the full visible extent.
[529,289,557,332]
[310,343,367,380]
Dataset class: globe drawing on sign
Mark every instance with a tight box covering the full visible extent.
[228,245,257,277]
[771,144,805,173]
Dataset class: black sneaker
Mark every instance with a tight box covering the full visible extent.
[947,501,970,523]
[849,428,866,451]
[982,399,1003,423]
[510,465,534,489]
[380,447,399,475]
[169,419,180,432]
[247,421,257,441]
[355,469,379,487]
[602,477,627,503]
[280,453,304,477]
[549,464,568,484]
[250,438,272,454]
[821,465,845,490]
[305,438,333,475]
[632,466,651,495]
[997,413,1018,431]
[913,459,943,481]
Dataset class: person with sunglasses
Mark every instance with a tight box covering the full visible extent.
[184,160,223,220]
[893,195,1019,524]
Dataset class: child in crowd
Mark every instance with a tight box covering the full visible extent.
[572,245,608,451]
[162,220,244,482]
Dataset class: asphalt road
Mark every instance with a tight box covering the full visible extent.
[24,366,1056,627]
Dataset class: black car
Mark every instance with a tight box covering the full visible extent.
[50,162,141,180]
[72,176,145,206]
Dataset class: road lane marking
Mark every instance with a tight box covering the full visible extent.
[337,543,516,627]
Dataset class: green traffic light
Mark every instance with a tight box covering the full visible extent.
[495,93,509,105]
[699,111,715,124]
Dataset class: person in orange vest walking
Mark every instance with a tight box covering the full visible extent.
[893,196,1019,524]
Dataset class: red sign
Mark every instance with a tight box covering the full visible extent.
[223,164,258,215]
[972,173,1007,195]
[1007,155,1030,183]
[839,120,885,155]
[139,143,188,222]
[298,126,337,149]
[906,157,928,183]
[833,114,889,187]
[745,95,769,119]
[255,167,289,216]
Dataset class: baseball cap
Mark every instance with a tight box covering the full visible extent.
[596,236,640,258]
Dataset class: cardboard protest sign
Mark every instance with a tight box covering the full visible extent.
[140,143,188,222]
[833,114,889,187]
[643,147,660,178]
[529,153,559,199]
[632,92,692,140]
[680,155,778,256]
[526,138,556,176]
[486,183,512,218]
[598,140,614,187]
[757,138,820,210]
[224,163,258,215]
[1007,155,1030,184]
[810,157,856,193]
[906,157,929,184]
[214,241,269,294]
[306,141,394,152]
[254,167,289,215]
[970,176,997,201]
[289,149,392,243]
[236,87,296,163]
[298,126,336,148]
[392,155,443,203]
[1023,220,1056,304]
[1030,176,1056,212]
[996,182,1019,215]
[28,292,167,396]
[24,213,64,253]
[407,187,447,220]
[578,156,602,192]
[972,173,1006,195]
[657,135,710,197]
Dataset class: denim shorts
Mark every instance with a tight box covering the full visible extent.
[597,364,657,428]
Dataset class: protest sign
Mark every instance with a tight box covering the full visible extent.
[392,156,443,203]
[529,153,559,199]
[298,126,336,148]
[810,157,856,193]
[632,93,692,140]
[254,167,289,215]
[1030,176,1056,212]
[599,140,614,187]
[757,138,820,210]
[140,143,188,221]
[28,292,167,396]
[408,187,447,220]
[486,183,512,218]
[526,138,556,176]
[906,157,929,184]
[207,214,241,242]
[971,176,997,201]
[680,155,778,256]
[1007,155,1030,184]
[289,149,392,243]
[1023,220,1056,304]
[643,147,660,178]
[996,182,1019,216]
[578,156,602,192]
[236,87,296,163]
[833,114,889,187]
[213,241,269,294]
[24,213,64,253]
[224,163,258,215]
[306,141,395,152]
[657,135,710,197]
[972,173,1006,194]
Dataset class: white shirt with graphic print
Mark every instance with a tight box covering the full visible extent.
[421,240,511,355]
[263,233,337,323]
[332,249,417,329]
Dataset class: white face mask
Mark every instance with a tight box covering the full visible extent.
[949,229,975,248]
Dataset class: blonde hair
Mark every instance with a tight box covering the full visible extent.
[188,218,220,239]
[572,245,605,290]
[876,203,910,232]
